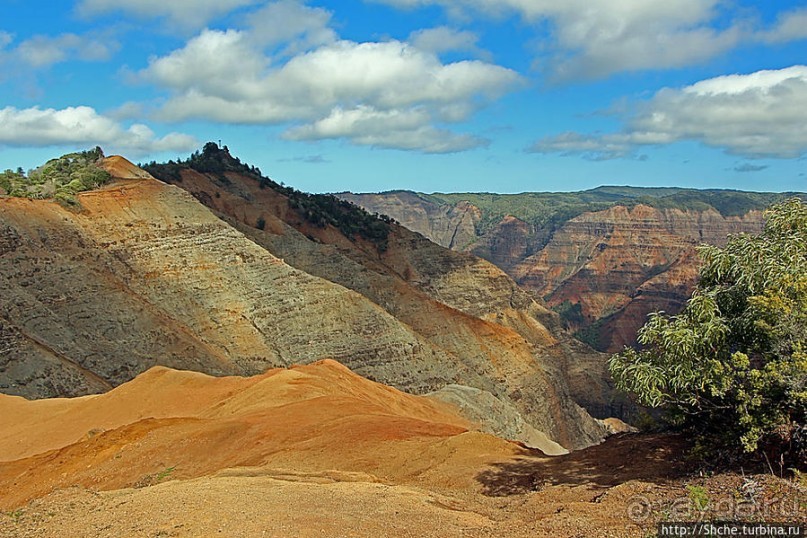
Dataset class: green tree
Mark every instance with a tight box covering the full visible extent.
[609,198,806,465]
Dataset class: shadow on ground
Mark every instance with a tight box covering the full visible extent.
[477,433,691,496]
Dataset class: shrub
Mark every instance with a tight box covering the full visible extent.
[609,198,807,467]
[3,148,111,201]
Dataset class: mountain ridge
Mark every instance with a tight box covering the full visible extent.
[142,146,611,447]
[0,358,511,509]
[1,147,609,451]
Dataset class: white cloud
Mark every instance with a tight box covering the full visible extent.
[245,0,336,53]
[527,132,636,160]
[77,0,259,30]
[142,29,266,95]
[0,106,198,155]
[680,66,807,96]
[139,28,522,153]
[0,31,119,69]
[283,105,487,152]
[13,33,119,67]
[371,0,807,81]
[528,65,807,160]
[758,7,807,44]
[107,101,147,121]
[408,27,483,56]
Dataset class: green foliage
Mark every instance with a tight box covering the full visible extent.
[0,169,25,195]
[687,485,710,511]
[1,147,111,203]
[155,466,176,482]
[142,160,184,182]
[574,317,607,350]
[54,191,79,207]
[5,509,24,522]
[142,142,263,181]
[425,191,616,245]
[286,191,392,251]
[552,300,585,329]
[552,298,613,350]
[609,198,807,465]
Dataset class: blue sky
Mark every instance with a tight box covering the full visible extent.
[1,0,806,194]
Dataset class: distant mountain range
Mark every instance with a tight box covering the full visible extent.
[338,187,804,352]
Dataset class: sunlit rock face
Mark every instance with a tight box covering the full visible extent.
[0,156,607,451]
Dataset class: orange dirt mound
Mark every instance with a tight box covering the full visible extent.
[6,380,797,538]
[0,359,523,510]
[100,155,155,180]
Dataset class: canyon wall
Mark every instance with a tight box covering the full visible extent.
[0,156,607,450]
[340,190,771,351]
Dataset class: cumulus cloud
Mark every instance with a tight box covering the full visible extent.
[0,106,198,155]
[282,105,488,152]
[245,0,336,53]
[13,33,119,67]
[0,31,119,68]
[528,65,807,160]
[107,101,147,121]
[138,27,522,153]
[527,132,636,161]
[518,0,743,81]
[372,0,807,81]
[408,27,483,56]
[758,7,807,44]
[77,0,259,30]
[142,29,266,95]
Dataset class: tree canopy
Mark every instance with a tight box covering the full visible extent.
[608,198,806,467]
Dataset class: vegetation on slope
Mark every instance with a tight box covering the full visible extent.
[142,143,393,251]
[0,147,111,206]
[609,198,807,469]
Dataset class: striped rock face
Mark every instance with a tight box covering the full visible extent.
[0,157,606,452]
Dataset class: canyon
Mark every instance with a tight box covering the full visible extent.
[339,189,777,351]
[2,149,804,537]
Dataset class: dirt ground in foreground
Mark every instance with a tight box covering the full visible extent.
[2,364,804,537]
[2,433,804,538]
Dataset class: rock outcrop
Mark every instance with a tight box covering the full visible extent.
[339,190,480,250]
[513,204,765,351]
